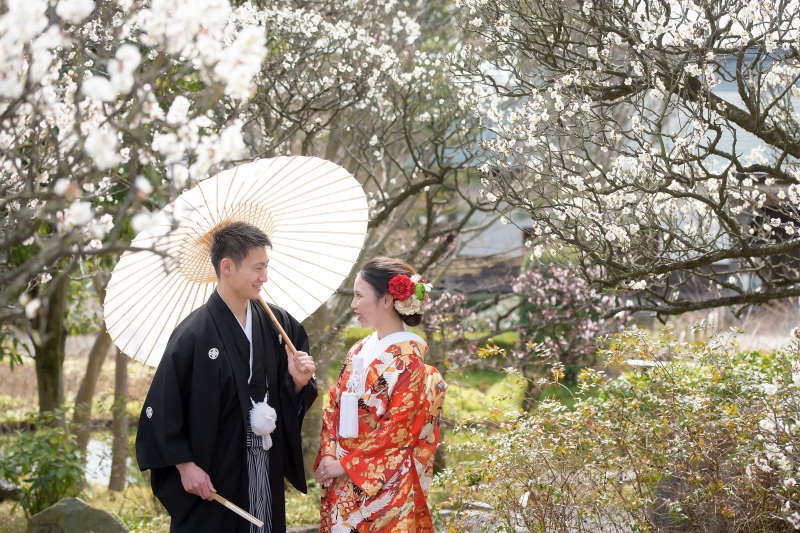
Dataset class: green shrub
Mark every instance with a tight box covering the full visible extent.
[441,326,799,532]
[0,410,84,517]
[340,327,372,353]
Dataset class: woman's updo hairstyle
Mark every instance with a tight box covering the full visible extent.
[358,256,423,327]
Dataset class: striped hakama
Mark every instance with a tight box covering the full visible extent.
[246,422,272,532]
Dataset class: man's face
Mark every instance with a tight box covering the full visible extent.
[224,246,269,301]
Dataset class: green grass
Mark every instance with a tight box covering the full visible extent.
[0,502,25,533]
[443,368,526,423]
[286,482,322,526]
[483,330,519,350]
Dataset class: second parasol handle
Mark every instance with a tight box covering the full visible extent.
[257,297,298,356]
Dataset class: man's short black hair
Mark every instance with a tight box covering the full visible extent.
[210,221,272,277]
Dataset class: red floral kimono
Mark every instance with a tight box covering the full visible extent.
[316,334,435,532]
[414,365,447,495]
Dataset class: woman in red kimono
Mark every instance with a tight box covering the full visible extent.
[314,257,444,532]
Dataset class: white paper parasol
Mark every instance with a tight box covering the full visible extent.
[104,156,369,366]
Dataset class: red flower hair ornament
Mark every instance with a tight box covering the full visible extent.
[388,274,432,315]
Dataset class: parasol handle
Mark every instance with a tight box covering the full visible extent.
[257,297,298,356]
[212,493,264,528]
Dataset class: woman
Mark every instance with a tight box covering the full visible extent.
[314,257,444,532]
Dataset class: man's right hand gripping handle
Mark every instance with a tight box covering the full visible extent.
[176,461,216,501]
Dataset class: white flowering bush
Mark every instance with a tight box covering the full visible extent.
[454,0,800,317]
[441,326,800,531]
[752,328,800,529]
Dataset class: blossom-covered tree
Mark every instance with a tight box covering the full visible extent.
[1,0,494,419]
[455,0,800,317]
[2,0,267,410]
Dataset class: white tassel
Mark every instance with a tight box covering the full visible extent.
[339,391,359,438]
[352,355,364,376]
[250,399,277,450]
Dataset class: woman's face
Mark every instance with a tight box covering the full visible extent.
[351,274,386,329]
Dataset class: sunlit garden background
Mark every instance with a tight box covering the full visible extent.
[4,0,800,531]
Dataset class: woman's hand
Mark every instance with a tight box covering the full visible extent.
[315,455,346,488]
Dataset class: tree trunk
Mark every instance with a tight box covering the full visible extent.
[73,271,112,457]
[33,272,70,414]
[72,326,112,457]
[301,304,336,477]
[108,348,128,492]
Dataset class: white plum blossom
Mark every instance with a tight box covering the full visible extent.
[0,0,49,98]
[130,211,155,234]
[82,76,117,102]
[495,14,511,36]
[168,164,190,189]
[152,132,184,164]
[55,0,95,24]
[67,201,94,229]
[166,96,191,125]
[89,213,114,240]
[218,121,246,160]
[137,0,230,57]
[134,176,154,197]
[213,25,266,99]
[84,127,121,170]
[789,184,800,205]
[108,43,141,94]
[53,179,72,197]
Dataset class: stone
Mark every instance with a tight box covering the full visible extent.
[26,497,127,533]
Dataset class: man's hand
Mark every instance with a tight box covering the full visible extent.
[176,461,215,500]
[287,345,315,393]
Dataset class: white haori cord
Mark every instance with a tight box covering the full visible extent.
[250,397,277,450]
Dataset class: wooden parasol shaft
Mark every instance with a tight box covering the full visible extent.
[212,493,264,528]
[257,297,297,356]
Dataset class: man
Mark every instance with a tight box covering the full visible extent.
[136,221,318,532]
